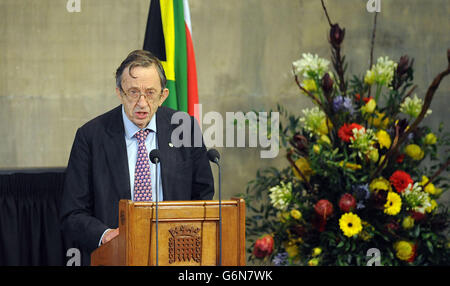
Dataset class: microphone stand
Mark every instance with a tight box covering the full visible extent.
[154,158,159,266]
[207,149,222,266]
[217,160,222,266]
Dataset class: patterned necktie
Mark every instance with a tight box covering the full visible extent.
[133,129,152,201]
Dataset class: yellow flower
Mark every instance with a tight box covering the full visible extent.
[405,144,424,160]
[424,133,437,145]
[312,247,322,257]
[339,213,363,237]
[318,118,333,135]
[302,79,317,92]
[290,209,302,220]
[339,161,362,171]
[360,232,371,241]
[364,70,376,85]
[420,176,437,195]
[292,157,314,182]
[368,148,379,163]
[434,187,443,196]
[369,177,392,192]
[313,144,321,154]
[359,221,374,241]
[394,241,415,261]
[426,199,437,213]
[308,258,319,266]
[284,241,299,258]
[318,134,331,145]
[361,98,377,114]
[402,216,415,230]
[384,192,402,216]
[369,112,390,129]
[278,211,290,223]
[376,130,391,149]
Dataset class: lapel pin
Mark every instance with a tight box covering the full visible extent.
[169,142,174,147]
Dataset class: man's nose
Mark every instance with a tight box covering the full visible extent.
[137,94,149,107]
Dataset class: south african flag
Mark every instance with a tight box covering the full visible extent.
[143,0,199,116]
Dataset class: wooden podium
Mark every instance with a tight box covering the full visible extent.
[91,198,246,266]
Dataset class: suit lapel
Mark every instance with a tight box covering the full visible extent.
[156,107,171,199]
[104,105,131,200]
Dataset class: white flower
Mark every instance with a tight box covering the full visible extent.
[293,53,330,79]
[402,182,432,214]
[299,107,327,136]
[400,94,432,118]
[364,56,397,87]
[349,128,377,159]
[269,182,293,211]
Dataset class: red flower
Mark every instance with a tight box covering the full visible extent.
[354,93,361,101]
[410,211,426,221]
[253,234,274,258]
[338,123,364,143]
[407,243,418,263]
[314,199,334,219]
[389,170,413,193]
[363,96,373,103]
[396,154,405,164]
[386,221,399,232]
[338,193,356,212]
[312,215,327,232]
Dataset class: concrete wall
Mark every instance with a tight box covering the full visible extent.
[1,0,449,205]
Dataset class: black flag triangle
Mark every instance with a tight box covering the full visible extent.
[143,0,166,61]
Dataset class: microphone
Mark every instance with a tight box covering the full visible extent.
[149,149,160,164]
[207,148,220,164]
[207,148,222,266]
[149,149,160,266]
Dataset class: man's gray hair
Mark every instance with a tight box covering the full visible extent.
[115,50,167,92]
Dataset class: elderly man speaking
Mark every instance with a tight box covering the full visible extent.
[60,50,214,266]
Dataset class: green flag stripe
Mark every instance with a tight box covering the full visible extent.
[163,80,177,109]
[173,0,188,113]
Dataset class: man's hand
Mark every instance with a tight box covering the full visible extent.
[102,228,119,245]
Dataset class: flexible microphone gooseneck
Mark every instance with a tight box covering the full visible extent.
[207,148,222,266]
[149,149,160,266]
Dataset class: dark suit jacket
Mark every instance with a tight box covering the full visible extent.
[60,105,214,265]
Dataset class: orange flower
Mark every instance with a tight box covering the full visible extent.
[253,234,274,258]
[389,170,413,193]
[338,123,364,143]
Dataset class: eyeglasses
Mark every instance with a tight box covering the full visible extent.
[121,87,162,102]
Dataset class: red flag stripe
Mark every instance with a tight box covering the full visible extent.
[185,22,199,118]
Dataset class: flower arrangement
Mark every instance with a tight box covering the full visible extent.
[244,2,450,266]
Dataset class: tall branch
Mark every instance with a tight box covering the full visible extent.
[369,12,378,69]
[321,0,333,27]
[371,49,450,179]
[423,158,450,188]
[368,13,378,98]
[293,67,326,110]
[321,0,347,96]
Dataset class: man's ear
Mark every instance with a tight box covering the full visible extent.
[116,87,124,103]
[158,88,169,107]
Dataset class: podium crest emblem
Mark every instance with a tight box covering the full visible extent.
[168,225,201,264]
